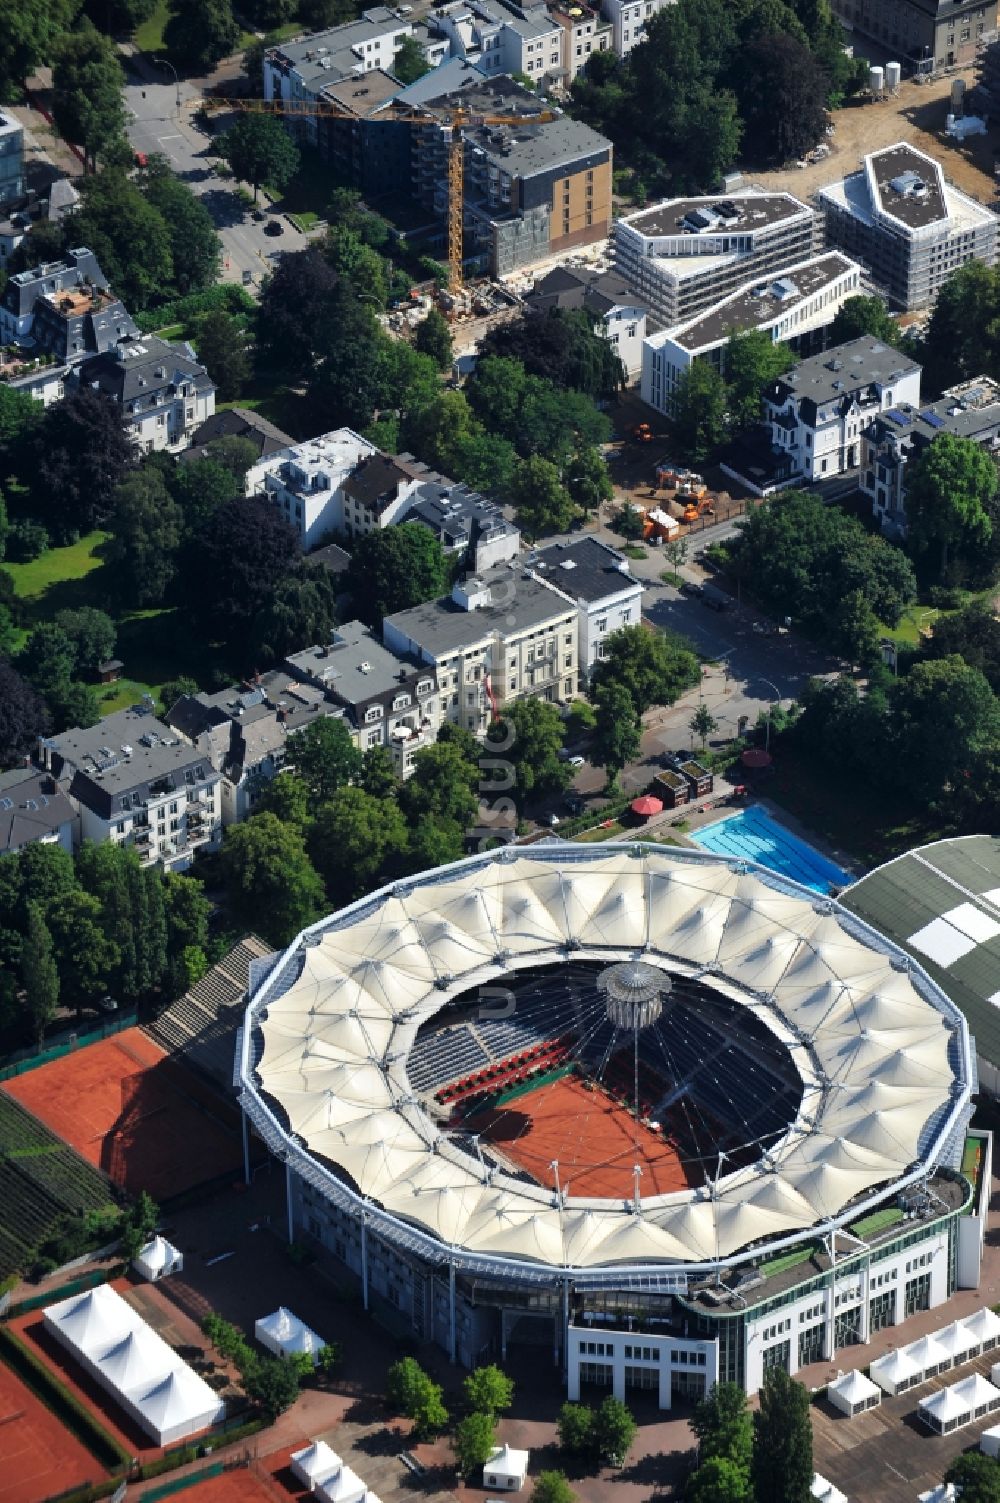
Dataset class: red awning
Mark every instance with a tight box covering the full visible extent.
[741,748,773,769]
[631,795,664,816]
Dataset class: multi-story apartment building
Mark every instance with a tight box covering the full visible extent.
[410,78,612,275]
[599,0,673,53]
[525,264,648,380]
[864,375,1000,535]
[430,0,563,86]
[38,709,222,871]
[76,336,215,454]
[165,686,291,827]
[641,252,862,418]
[818,142,998,310]
[0,769,76,858]
[286,621,443,776]
[547,0,612,82]
[829,0,996,72]
[528,536,642,685]
[0,112,24,209]
[247,428,379,549]
[384,568,579,735]
[0,247,123,347]
[761,335,923,486]
[612,190,819,329]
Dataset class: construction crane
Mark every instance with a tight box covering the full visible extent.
[202,94,555,292]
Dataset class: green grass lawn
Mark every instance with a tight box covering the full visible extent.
[134,0,169,53]
[287,211,320,233]
[219,384,314,438]
[881,604,943,646]
[6,532,109,604]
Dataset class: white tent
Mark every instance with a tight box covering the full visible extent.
[827,1370,881,1417]
[291,1441,342,1490]
[133,1235,183,1283]
[131,1367,224,1447]
[316,1465,366,1503]
[255,1306,325,1366]
[918,1385,974,1435]
[967,1307,1000,1354]
[935,1320,977,1368]
[981,1423,1000,1459]
[919,1487,957,1503]
[949,1372,1000,1419]
[870,1347,921,1396]
[483,1443,530,1492]
[811,1476,848,1503]
[42,1282,224,1447]
[902,1332,953,1379]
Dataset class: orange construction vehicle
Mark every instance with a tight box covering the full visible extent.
[683,497,715,522]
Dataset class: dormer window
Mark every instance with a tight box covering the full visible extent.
[365,706,383,724]
[392,693,411,711]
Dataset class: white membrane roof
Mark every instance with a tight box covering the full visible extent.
[245,844,970,1273]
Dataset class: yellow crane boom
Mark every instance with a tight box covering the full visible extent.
[202,94,554,291]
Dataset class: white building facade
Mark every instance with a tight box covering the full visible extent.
[529,537,643,685]
[599,0,674,53]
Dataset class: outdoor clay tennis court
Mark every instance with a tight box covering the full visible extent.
[469,1073,694,1197]
[165,1464,294,1503]
[0,1360,105,1503]
[2,1029,243,1200]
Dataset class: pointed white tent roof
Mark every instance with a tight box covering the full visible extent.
[255,1306,325,1361]
[485,1443,530,1481]
[870,1347,921,1393]
[967,1307,1000,1345]
[936,1320,978,1364]
[44,1285,134,1355]
[903,1332,953,1373]
[949,1373,1000,1409]
[97,1327,175,1394]
[827,1369,880,1414]
[316,1465,367,1503]
[242,843,969,1274]
[133,1366,223,1440]
[918,1385,973,1426]
[291,1440,342,1487]
[134,1235,182,1280]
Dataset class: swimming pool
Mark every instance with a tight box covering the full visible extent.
[689,806,854,894]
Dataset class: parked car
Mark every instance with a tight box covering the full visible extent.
[568,755,585,768]
[264,219,283,236]
[679,580,702,597]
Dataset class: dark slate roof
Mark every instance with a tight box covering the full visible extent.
[307,542,352,575]
[766,335,921,410]
[45,708,217,822]
[530,536,639,603]
[1,246,107,319]
[178,407,295,465]
[0,769,75,855]
[841,836,1000,1079]
[526,265,645,319]
[342,451,424,513]
[403,478,515,550]
[78,335,213,404]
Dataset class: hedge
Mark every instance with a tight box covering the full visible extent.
[134,285,256,334]
[0,1324,131,1472]
[39,1477,125,1503]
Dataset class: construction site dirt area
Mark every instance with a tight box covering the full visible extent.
[467,1073,695,1198]
[751,66,997,204]
[1,1029,244,1200]
[0,1359,107,1503]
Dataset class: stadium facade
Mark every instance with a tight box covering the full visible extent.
[237,843,989,1401]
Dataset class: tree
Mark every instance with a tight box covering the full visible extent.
[347,523,449,626]
[591,625,700,716]
[687,1456,752,1503]
[904,433,998,580]
[184,497,301,652]
[220,813,326,946]
[46,888,120,1006]
[691,1382,753,1473]
[889,654,1000,800]
[107,469,184,608]
[670,361,728,464]
[170,456,240,531]
[219,113,299,202]
[400,739,479,831]
[243,1355,302,1417]
[360,745,398,799]
[163,870,211,997]
[567,444,613,513]
[308,788,409,905]
[393,32,432,83]
[84,0,158,33]
[53,609,116,678]
[290,717,362,809]
[828,294,900,349]
[557,1402,594,1456]
[925,602,1000,693]
[532,1474,576,1503]
[944,1452,1000,1503]
[163,0,242,72]
[480,309,624,400]
[255,771,311,829]
[750,1368,813,1503]
[415,307,453,370]
[464,1364,514,1417]
[411,1384,449,1440]
[725,329,793,432]
[257,247,341,383]
[47,680,101,734]
[52,27,126,173]
[18,623,77,697]
[921,260,1000,393]
[452,1411,497,1477]
[323,222,389,307]
[315,283,390,429]
[387,1357,433,1414]
[249,568,338,665]
[593,682,648,785]
[30,386,134,541]
[0,0,80,95]
[689,703,719,749]
[193,310,249,401]
[736,33,828,166]
[593,1395,637,1467]
[486,700,568,805]
[21,902,59,1048]
[510,455,576,538]
[159,676,199,714]
[71,170,175,311]
[143,167,221,293]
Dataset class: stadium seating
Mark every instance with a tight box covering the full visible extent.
[407,1025,489,1092]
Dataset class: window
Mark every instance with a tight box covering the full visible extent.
[366,728,381,749]
[596,617,608,632]
[392,693,411,711]
[365,706,382,724]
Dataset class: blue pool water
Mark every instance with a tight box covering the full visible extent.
[689,806,854,894]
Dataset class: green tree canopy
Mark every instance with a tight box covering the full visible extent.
[904,432,998,581]
[924,602,1000,693]
[725,329,793,431]
[46,889,120,1006]
[828,294,901,348]
[52,25,126,172]
[944,1452,1000,1503]
[21,901,59,1047]
[452,1411,497,1477]
[593,1395,637,1467]
[392,32,432,83]
[479,308,625,400]
[889,654,1000,800]
[29,384,134,541]
[557,1402,594,1456]
[691,1382,753,1472]
[510,455,576,538]
[486,699,569,805]
[163,0,241,72]
[591,682,641,788]
[346,522,450,626]
[532,1473,577,1503]
[307,786,409,905]
[70,170,174,310]
[463,1364,515,1416]
[219,112,300,201]
[591,624,700,716]
[107,468,184,608]
[687,1456,752,1503]
[400,737,479,834]
[143,164,221,294]
[414,307,453,370]
[220,813,326,946]
[0,663,50,772]
[53,608,116,677]
[750,1368,813,1503]
[289,716,362,809]
[921,260,1000,393]
[735,33,829,166]
[670,361,729,464]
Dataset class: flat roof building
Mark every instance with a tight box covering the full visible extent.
[612,189,819,328]
[818,142,998,310]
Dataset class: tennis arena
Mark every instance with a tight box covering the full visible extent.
[238,843,984,1401]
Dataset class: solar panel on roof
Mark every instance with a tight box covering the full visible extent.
[921,410,945,429]
[885,408,910,426]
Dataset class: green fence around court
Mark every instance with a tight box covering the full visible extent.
[141,1462,225,1503]
[8,1266,115,1318]
[0,1013,138,1082]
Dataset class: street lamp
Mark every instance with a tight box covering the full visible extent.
[154,56,182,110]
[756,676,781,753]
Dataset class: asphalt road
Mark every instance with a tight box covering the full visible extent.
[122,58,293,293]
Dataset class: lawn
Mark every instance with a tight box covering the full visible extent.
[133,0,169,54]
[881,603,943,646]
[6,532,108,604]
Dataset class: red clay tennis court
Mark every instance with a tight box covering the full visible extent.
[469,1073,694,1197]
[0,1359,106,1503]
[166,1465,292,1503]
[2,1028,243,1200]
